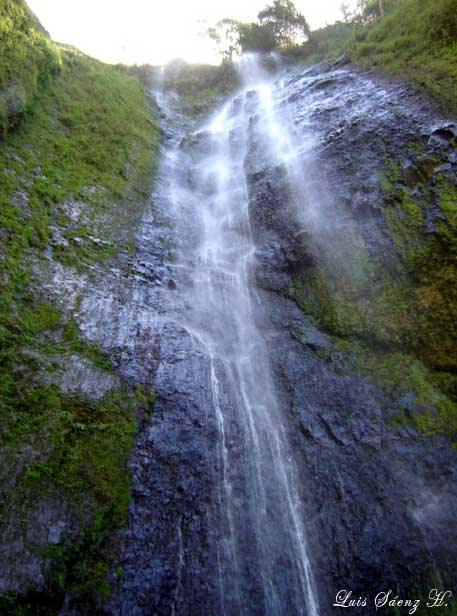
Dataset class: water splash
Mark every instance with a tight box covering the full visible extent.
[173,53,320,615]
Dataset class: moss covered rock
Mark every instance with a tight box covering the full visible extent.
[0,2,161,608]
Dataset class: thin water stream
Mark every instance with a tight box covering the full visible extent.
[165,54,319,615]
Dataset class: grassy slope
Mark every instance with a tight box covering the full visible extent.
[283,0,457,117]
[349,0,457,116]
[0,0,60,135]
[0,0,160,609]
[160,59,239,117]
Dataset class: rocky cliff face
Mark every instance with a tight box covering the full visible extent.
[0,4,162,609]
[1,29,457,616]
[107,59,457,615]
[246,60,457,611]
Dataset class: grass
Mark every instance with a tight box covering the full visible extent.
[162,59,239,117]
[349,0,457,115]
[0,0,61,136]
[0,2,161,609]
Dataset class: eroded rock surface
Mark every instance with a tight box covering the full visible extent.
[108,62,457,615]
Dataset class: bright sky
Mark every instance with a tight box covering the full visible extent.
[27,0,358,66]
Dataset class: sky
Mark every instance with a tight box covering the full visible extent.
[27,0,358,66]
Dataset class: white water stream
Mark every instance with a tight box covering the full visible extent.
[164,55,320,615]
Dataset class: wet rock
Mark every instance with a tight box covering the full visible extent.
[14,60,455,615]
[244,62,457,612]
[58,200,90,226]
[10,189,29,207]
[402,159,424,188]
[332,53,350,68]
[428,124,457,147]
[41,354,120,401]
[0,496,81,594]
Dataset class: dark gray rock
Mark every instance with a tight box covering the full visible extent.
[38,62,457,615]
[108,64,457,616]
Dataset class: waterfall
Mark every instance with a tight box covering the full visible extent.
[167,54,320,615]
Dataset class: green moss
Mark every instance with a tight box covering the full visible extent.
[59,321,111,370]
[392,180,457,371]
[292,148,457,372]
[1,365,144,603]
[162,60,238,118]
[330,337,457,443]
[18,389,137,507]
[19,302,61,335]
[0,32,161,411]
[437,177,457,231]
[290,226,411,347]
[0,6,161,607]
[382,189,426,267]
[134,383,156,406]
[0,302,146,603]
[290,147,457,439]
[349,0,457,116]
[0,0,61,137]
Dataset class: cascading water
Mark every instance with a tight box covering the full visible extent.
[163,54,319,615]
[112,51,457,616]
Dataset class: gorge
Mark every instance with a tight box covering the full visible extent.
[1,1,457,614]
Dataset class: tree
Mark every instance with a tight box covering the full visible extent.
[340,2,352,23]
[357,0,386,20]
[257,0,310,46]
[238,22,277,53]
[206,18,242,62]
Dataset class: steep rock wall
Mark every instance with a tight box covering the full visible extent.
[247,59,457,612]
[110,60,457,615]
[1,6,457,612]
[0,6,162,609]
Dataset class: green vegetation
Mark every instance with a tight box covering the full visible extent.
[275,0,457,440]
[207,18,243,62]
[257,0,309,46]
[0,300,155,609]
[0,0,61,137]
[328,337,457,443]
[256,0,457,117]
[289,150,457,441]
[0,0,456,607]
[350,0,457,115]
[0,1,160,608]
[207,0,456,116]
[277,21,355,64]
[207,0,457,116]
[206,0,310,57]
[162,59,238,117]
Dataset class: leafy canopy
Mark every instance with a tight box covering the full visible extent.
[258,0,310,46]
[206,18,241,61]
[238,22,278,53]
[206,0,310,58]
